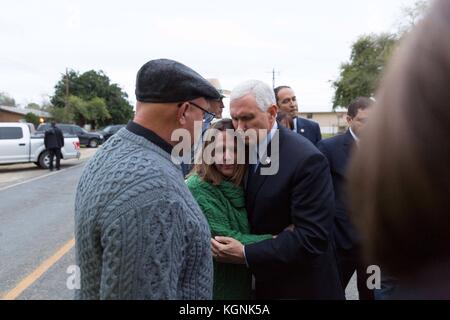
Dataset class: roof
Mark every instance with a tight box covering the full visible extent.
[0,106,51,118]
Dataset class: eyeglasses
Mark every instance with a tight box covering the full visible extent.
[187,101,216,123]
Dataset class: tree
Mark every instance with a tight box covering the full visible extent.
[24,112,40,128]
[332,33,398,108]
[27,102,41,110]
[49,105,74,123]
[85,97,111,129]
[0,92,16,107]
[397,0,430,35]
[66,95,88,125]
[331,1,430,110]
[51,70,133,126]
[27,102,44,111]
[50,95,111,130]
[75,96,111,130]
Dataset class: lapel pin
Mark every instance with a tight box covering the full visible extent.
[301,128,305,133]
[264,157,271,165]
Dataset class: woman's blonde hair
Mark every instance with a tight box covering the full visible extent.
[190,119,247,186]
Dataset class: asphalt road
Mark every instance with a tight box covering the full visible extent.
[0,148,97,190]
[0,147,359,300]
[0,160,86,300]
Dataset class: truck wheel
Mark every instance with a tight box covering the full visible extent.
[38,150,51,169]
[89,139,99,148]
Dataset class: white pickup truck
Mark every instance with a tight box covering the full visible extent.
[0,122,81,169]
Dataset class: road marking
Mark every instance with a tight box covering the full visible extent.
[1,238,75,300]
[0,162,86,192]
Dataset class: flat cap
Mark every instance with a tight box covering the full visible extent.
[135,59,221,103]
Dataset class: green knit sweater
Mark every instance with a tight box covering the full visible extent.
[186,174,272,300]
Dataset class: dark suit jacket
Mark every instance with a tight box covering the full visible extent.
[244,126,344,299]
[44,127,64,149]
[295,117,322,145]
[317,130,359,251]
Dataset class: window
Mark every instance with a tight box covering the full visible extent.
[0,127,23,139]
[37,124,49,131]
[59,125,73,134]
[74,127,85,134]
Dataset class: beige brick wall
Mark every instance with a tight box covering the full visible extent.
[299,112,348,134]
[0,111,23,122]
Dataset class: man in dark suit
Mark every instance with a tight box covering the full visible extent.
[274,86,322,145]
[317,97,374,300]
[211,80,344,299]
[44,121,64,171]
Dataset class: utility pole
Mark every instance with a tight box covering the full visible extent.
[64,68,69,109]
[272,68,276,89]
[266,68,280,89]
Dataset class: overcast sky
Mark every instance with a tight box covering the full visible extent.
[1,0,419,117]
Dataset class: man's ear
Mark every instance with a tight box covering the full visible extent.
[267,104,278,120]
[177,102,189,125]
[346,115,353,126]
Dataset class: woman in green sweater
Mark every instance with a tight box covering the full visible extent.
[186,119,272,300]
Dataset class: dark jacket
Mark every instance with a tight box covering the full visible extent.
[295,117,322,145]
[244,126,344,299]
[317,130,359,251]
[44,126,64,149]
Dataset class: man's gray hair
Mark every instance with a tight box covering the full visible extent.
[230,80,276,112]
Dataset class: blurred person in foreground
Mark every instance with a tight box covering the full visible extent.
[348,0,450,299]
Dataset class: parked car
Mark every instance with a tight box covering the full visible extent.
[0,122,81,169]
[99,124,126,141]
[37,123,104,148]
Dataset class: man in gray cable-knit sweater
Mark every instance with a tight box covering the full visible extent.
[74,59,221,299]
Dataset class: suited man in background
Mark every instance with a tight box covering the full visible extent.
[211,80,343,299]
[274,86,321,145]
[317,97,374,300]
[44,121,64,171]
